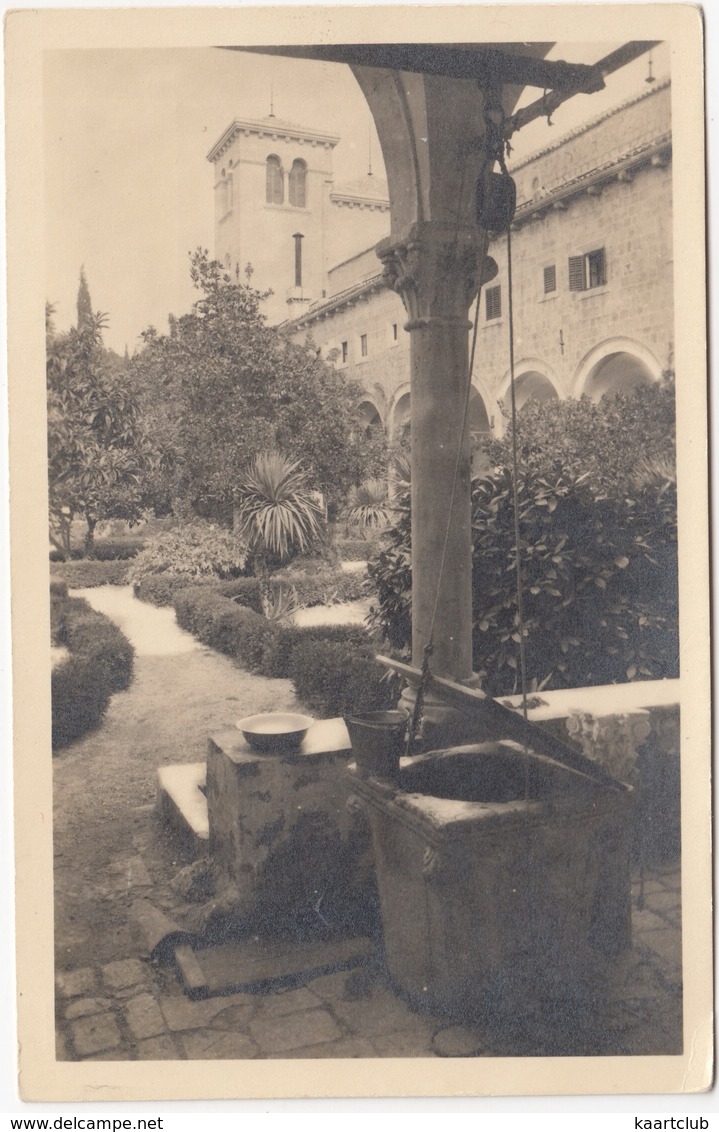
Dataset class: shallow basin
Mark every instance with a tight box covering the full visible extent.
[236,712,314,753]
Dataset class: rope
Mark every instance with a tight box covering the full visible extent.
[494,137,531,800]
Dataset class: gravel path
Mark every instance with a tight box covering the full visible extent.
[54,587,299,968]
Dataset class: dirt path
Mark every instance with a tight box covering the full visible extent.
[54,588,299,970]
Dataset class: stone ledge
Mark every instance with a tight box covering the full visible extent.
[156,762,209,853]
[210,716,351,764]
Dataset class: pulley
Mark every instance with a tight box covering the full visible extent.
[476,169,517,232]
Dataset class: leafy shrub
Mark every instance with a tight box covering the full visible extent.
[367,386,679,697]
[345,479,391,531]
[332,537,371,561]
[134,572,221,608]
[271,567,367,608]
[290,640,398,718]
[215,577,264,613]
[172,586,274,671]
[169,586,376,710]
[50,537,146,562]
[470,467,678,694]
[50,548,85,562]
[128,521,248,585]
[50,561,131,587]
[51,593,134,748]
[50,579,68,599]
[134,574,181,607]
[234,450,325,566]
[489,381,676,489]
[90,537,146,561]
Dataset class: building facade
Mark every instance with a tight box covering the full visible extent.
[210,81,673,447]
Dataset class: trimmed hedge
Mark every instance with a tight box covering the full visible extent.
[173,586,275,672]
[333,536,373,562]
[169,585,391,715]
[271,568,367,608]
[51,593,134,748]
[49,536,146,562]
[290,639,395,717]
[135,568,365,612]
[50,561,131,588]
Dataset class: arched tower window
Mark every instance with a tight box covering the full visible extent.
[266,155,284,205]
[288,159,307,207]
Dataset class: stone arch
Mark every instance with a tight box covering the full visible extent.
[573,338,663,402]
[358,397,383,432]
[494,361,562,434]
[468,386,491,475]
[390,386,411,445]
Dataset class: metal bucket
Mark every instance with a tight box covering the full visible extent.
[344,710,409,781]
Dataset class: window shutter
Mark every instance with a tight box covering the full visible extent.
[588,247,606,288]
[543,265,556,293]
[486,285,501,320]
[568,255,585,291]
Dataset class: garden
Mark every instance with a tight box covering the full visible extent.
[44,257,682,1045]
[47,259,679,752]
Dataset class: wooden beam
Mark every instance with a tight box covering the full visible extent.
[223,44,604,93]
[506,41,661,137]
[376,655,628,793]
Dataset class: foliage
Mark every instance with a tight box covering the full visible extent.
[50,560,131,587]
[487,377,676,496]
[470,466,678,695]
[173,586,275,671]
[76,266,94,332]
[271,566,368,608]
[47,307,162,557]
[167,584,382,713]
[345,479,391,531]
[234,451,324,565]
[290,640,398,718]
[128,521,248,584]
[261,583,301,623]
[367,385,679,695]
[130,250,381,516]
[366,494,413,651]
[51,592,134,748]
[332,536,373,562]
[50,536,146,562]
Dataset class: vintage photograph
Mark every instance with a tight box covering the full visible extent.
[7,4,712,1103]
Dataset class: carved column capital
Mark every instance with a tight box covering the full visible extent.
[377,221,488,328]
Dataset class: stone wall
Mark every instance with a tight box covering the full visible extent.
[287,81,673,432]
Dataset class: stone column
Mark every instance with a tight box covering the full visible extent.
[378,222,488,716]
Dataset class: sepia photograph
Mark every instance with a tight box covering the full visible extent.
[5,3,712,1103]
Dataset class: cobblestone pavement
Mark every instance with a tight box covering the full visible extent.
[55,860,682,1061]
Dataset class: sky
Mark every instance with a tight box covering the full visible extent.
[44,41,671,354]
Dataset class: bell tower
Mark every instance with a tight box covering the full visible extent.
[207,115,339,324]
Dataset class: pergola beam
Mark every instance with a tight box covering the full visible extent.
[224,43,605,94]
[506,41,661,137]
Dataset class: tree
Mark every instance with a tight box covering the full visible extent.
[47,310,160,557]
[234,450,324,568]
[130,249,384,520]
[76,266,94,333]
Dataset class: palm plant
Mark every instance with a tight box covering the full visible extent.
[346,478,391,533]
[234,450,324,566]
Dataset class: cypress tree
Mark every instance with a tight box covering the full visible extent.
[76,266,93,332]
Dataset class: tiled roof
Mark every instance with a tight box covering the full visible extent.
[508,78,671,173]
